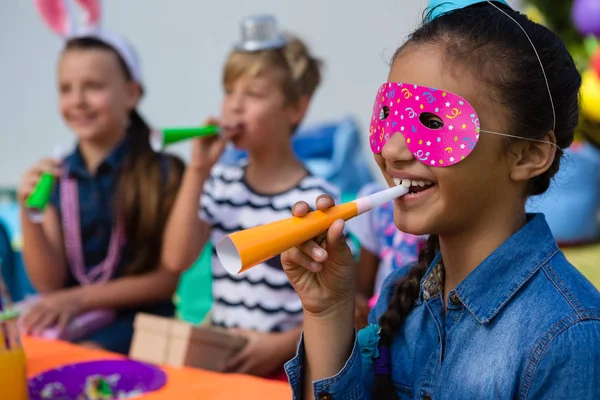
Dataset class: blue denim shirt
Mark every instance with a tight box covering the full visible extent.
[50,135,174,317]
[285,214,600,399]
[51,135,134,286]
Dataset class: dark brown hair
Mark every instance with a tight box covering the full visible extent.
[374,2,581,398]
[64,37,185,276]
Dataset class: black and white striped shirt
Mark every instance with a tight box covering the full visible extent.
[200,161,340,332]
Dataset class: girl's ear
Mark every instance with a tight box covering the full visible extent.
[74,0,101,28]
[35,0,69,36]
[509,132,557,183]
[125,81,143,109]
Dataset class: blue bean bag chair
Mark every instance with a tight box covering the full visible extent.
[0,202,36,302]
[526,141,600,245]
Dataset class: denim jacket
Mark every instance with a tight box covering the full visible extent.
[285,214,600,399]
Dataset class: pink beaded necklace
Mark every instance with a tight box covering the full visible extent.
[60,170,126,285]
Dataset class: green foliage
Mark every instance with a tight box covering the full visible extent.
[523,0,600,145]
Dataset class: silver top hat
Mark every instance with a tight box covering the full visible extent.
[234,14,287,52]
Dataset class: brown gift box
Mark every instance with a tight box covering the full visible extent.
[129,313,247,371]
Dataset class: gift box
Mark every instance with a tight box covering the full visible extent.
[129,313,247,371]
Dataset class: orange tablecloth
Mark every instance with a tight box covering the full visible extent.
[23,337,292,399]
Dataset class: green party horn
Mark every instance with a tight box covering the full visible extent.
[25,144,64,224]
[150,125,220,152]
[0,308,19,322]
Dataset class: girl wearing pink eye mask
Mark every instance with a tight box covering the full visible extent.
[280,1,600,399]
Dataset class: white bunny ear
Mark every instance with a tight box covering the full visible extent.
[74,0,101,28]
[35,0,69,36]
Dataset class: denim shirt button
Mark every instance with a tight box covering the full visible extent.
[318,392,332,400]
[450,293,461,305]
[423,395,432,400]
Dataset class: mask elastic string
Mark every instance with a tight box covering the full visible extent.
[479,129,558,148]
[486,1,556,134]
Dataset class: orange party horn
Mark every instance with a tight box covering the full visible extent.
[216,184,410,274]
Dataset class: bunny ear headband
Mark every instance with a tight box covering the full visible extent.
[35,0,143,83]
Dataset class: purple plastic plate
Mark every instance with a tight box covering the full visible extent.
[28,359,167,399]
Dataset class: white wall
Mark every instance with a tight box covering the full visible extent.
[0,0,521,188]
[0,0,431,187]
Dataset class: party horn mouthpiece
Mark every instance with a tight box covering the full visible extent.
[150,125,220,152]
[216,184,409,275]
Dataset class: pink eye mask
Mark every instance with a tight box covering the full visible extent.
[369,82,481,167]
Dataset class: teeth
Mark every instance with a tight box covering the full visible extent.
[393,178,433,188]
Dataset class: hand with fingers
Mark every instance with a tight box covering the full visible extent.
[221,328,292,377]
[189,117,234,174]
[17,158,62,205]
[19,289,84,336]
[281,195,357,317]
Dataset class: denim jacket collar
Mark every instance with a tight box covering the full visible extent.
[420,213,559,324]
